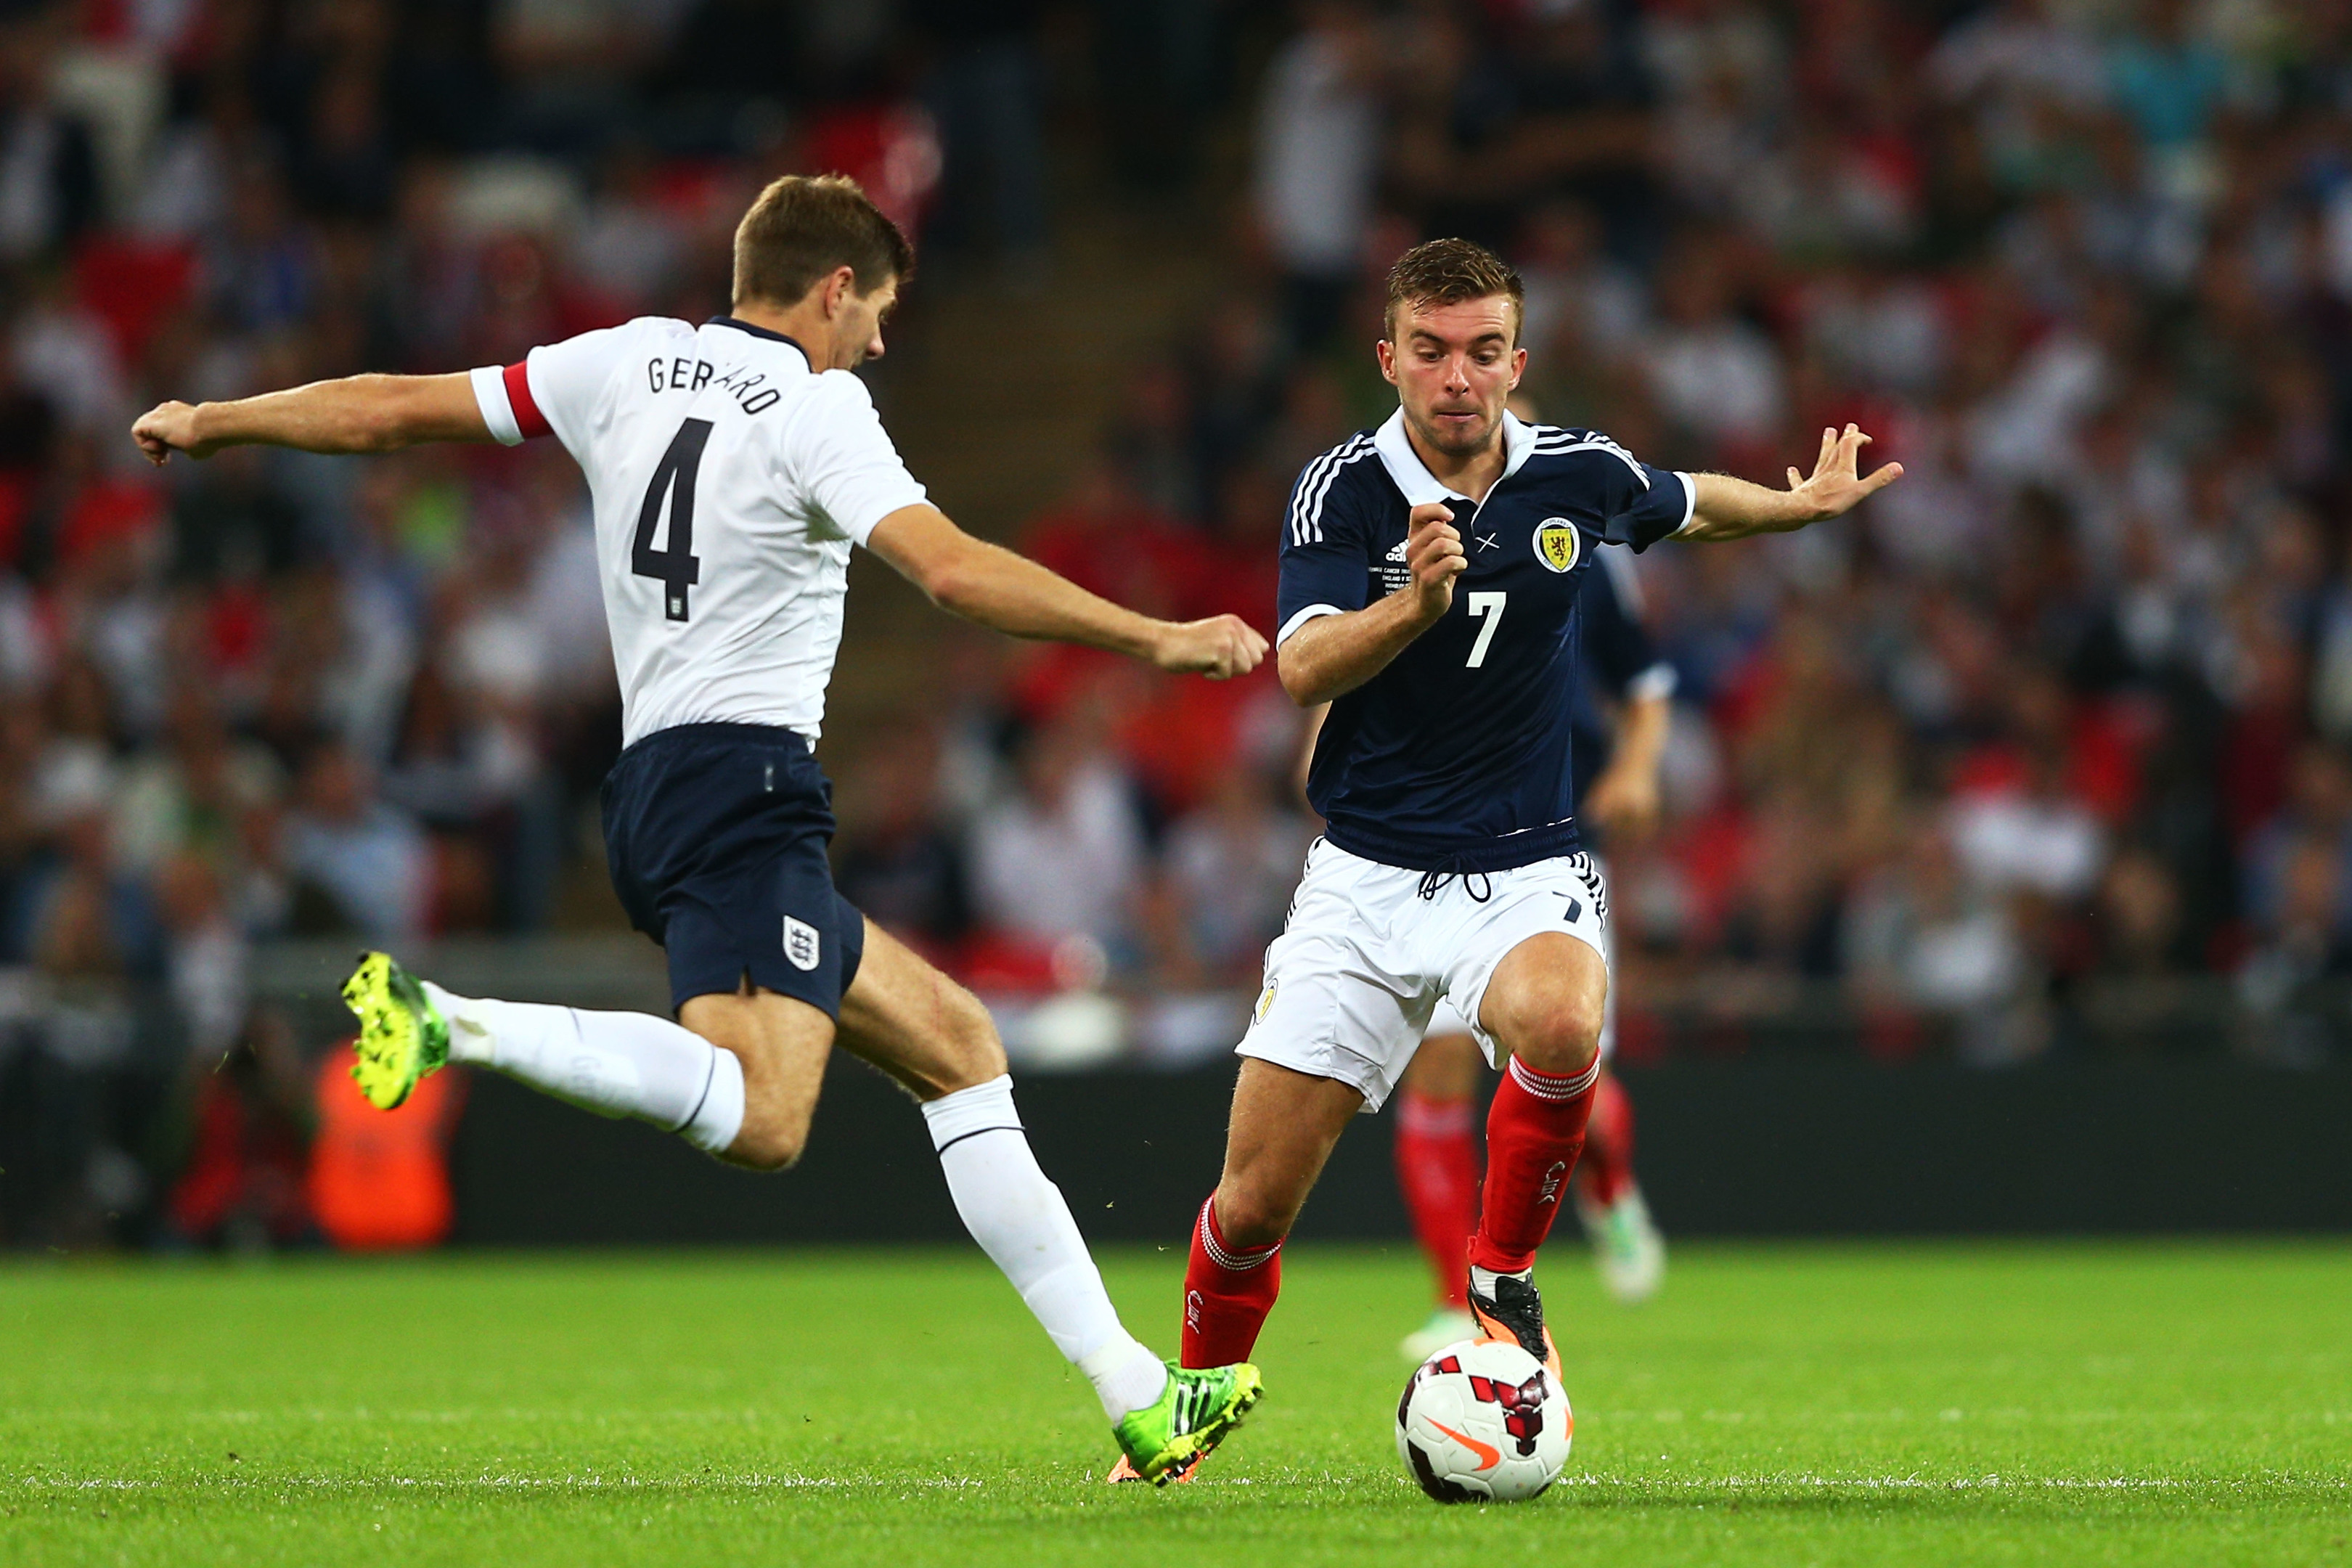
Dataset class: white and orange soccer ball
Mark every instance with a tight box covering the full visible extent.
[1395,1338,1572,1502]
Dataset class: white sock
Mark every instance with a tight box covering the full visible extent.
[922,1074,1169,1421]
[424,981,745,1155]
[1469,1264,1533,1298]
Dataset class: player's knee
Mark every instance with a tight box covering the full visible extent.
[1482,933,1609,1075]
[727,1126,807,1172]
[1510,1017,1602,1077]
[1490,989,1604,1077]
[727,1102,813,1172]
[1212,1179,1302,1251]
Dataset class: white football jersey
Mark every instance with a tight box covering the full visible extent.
[470,316,926,747]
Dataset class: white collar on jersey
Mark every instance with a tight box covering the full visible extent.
[1371,407,1538,507]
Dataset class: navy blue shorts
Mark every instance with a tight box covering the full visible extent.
[600,722,867,1017]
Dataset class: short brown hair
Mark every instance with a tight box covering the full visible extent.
[732,174,914,309]
[1384,237,1523,343]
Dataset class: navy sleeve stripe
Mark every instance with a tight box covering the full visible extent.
[1289,435,1374,545]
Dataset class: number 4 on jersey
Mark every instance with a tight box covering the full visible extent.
[634,418,713,621]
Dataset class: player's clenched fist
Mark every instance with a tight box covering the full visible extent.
[132,401,212,465]
[1153,614,1270,681]
[1407,501,1466,621]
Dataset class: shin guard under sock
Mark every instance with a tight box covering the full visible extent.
[1468,1055,1601,1275]
[427,984,745,1154]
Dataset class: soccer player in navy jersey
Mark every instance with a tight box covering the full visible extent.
[1153,238,1899,1475]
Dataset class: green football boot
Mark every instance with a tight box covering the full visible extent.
[341,951,449,1111]
[1106,1361,1263,1485]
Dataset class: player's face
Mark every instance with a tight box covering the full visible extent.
[1378,296,1527,459]
[833,277,899,369]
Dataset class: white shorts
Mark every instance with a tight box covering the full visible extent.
[1426,852,1615,1062]
[1239,838,1611,1111]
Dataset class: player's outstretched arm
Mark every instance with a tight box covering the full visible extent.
[1277,501,1463,707]
[866,503,1267,680]
[1682,423,1903,542]
[132,373,492,465]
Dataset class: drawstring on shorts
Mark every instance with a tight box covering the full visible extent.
[1415,852,1494,904]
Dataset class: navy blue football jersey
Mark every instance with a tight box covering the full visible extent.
[1278,410,1691,873]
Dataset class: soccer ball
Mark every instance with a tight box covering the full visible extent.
[1395,1338,1572,1502]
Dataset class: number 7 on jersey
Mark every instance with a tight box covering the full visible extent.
[1466,591,1506,667]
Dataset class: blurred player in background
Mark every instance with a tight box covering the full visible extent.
[1161,239,1898,1478]
[133,174,1265,1485]
[1393,529,1670,1365]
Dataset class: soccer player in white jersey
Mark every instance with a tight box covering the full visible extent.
[131,174,1267,1485]
[1159,240,1898,1476]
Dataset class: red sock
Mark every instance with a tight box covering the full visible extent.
[1577,1070,1637,1209]
[1180,1196,1283,1368]
[1469,1055,1601,1275]
[1394,1090,1479,1308]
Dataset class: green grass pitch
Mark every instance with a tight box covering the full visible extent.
[3,1242,2347,1566]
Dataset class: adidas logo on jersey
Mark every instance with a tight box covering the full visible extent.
[1387,540,1408,563]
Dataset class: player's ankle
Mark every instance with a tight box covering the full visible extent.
[1469,1263,1533,1296]
[422,981,495,1065]
[1081,1336,1167,1421]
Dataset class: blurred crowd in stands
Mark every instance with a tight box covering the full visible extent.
[0,0,2347,1246]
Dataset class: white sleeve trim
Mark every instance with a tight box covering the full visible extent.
[835,479,930,548]
[470,365,523,446]
[1670,470,1697,537]
[1278,603,1345,646]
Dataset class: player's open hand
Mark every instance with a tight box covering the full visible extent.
[132,401,215,465]
[1154,614,1269,681]
[1787,424,1902,520]
[1407,501,1466,621]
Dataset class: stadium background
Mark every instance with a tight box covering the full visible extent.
[1,0,2348,1254]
